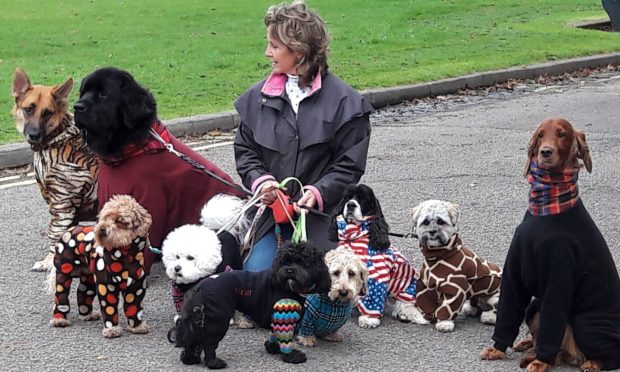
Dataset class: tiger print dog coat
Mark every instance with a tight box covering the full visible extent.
[11,68,99,270]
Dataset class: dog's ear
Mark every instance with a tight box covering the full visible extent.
[12,68,31,99]
[575,130,592,173]
[302,244,331,294]
[327,213,339,242]
[524,124,541,177]
[133,201,153,237]
[369,215,390,250]
[357,261,369,298]
[446,202,460,227]
[51,77,73,103]
[410,205,421,238]
[119,71,157,129]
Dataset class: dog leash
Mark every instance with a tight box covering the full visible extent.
[149,128,252,197]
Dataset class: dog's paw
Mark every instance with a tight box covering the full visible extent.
[525,359,550,372]
[233,312,256,329]
[281,350,307,364]
[50,317,71,327]
[480,310,497,325]
[264,340,281,354]
[32,253,54,272]
[513,338,534,352]
[181,349,202,365]
[206,357,227,369]
[320,331,344,342]
[127,322,149,334]
[296,335,317,347]
[480,346,506,360]
[81,311,101,321]
[358,315,380,329]
[435,320,455,332]
[101,326,123,338]
[461,300,480,317]
[580,360,602,372]
[397,305,430,325]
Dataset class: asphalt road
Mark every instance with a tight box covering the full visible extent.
[1,72,619,372]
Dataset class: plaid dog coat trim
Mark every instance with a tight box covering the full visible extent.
[527,161,580,216]
[298,293,353,337]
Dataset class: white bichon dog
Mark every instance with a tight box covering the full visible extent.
[163,224,225,285]
[162,194,247,313]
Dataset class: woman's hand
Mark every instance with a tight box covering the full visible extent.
[294,190,316,215]
[259,180,280,205]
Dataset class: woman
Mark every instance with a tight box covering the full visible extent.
[234,0,373,271]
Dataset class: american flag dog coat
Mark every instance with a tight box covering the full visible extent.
[336,216,417,318]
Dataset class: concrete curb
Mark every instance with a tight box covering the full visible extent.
[3,52,620,169]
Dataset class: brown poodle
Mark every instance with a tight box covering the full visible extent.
[49,195,152,338]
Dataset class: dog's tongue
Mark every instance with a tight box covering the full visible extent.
[287,279,297,292]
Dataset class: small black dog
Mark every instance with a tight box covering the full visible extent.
[174,241,331,369]
[328,183,390,249]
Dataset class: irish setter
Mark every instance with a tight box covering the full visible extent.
[481,118,601,372]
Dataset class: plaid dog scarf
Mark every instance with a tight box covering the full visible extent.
[100,121,171,166]
[527,161,580,216]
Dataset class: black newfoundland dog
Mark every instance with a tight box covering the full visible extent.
[174,241,331,369]
[73,67,245,274]
[74,67,156,157]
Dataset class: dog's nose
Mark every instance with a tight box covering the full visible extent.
[339,289,349,298]
[24,126,42,143]
[346,202,356,209]
[174,265,181,273]
[428,229,437,236]
[286,268,295,275]
[540,148,553,158]
[74,101,86,113]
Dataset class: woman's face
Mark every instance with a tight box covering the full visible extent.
[265,35,300,75]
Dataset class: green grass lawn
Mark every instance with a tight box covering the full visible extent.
[1,0,618,144]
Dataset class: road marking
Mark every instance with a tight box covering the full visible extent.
[192,141,234,152]
[0,175,20,183]
[0,179,37,189]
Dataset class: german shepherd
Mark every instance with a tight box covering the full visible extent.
[11,68,99,271]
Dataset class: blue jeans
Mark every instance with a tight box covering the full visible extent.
[243,224,294,272]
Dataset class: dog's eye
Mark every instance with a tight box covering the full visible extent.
[347,270,355,278]
[558,130,566,138]
[176,255,180,259]
[537,131,544,139]
[422,219,430,226]
[24,104,35,115]
[437,218,446,225]
[42,109,53,119]
[332,270,341,276]
[186,256,195,261]
[98,91,107,99]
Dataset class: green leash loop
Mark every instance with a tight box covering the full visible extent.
[278,177,307,243]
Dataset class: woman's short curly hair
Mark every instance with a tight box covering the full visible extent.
[264,0,329,87]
